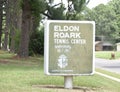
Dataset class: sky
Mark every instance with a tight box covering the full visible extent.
[87,0,110,9]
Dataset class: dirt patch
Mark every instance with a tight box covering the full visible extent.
[0,58,37,66]
[32,85,97,92]
[0,60,9,64]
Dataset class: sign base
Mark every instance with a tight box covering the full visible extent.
[64,76,73,89]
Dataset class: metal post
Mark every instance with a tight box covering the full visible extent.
[64,76,73,89]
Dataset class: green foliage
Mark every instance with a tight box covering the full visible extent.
[47,4,65,20]
[13,0,89,56]
[41,0,89,20]
[84,0,120,43]
[93,4,115,35]
[29,28,44,55]
[14,30,21,52]
[65,0,89,20]
[29,0,88,55]
[30,0,47,17]
[72,0,86,12]
[109,0,120,42]
[109,0,120,14]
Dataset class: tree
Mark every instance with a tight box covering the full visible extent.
[2,0,10,51]
[17,0,32,58]
[109,0,120,42]
[17,0,47,58]
[84,4,117,43]
[1,0,22,52]
[0,0,3,49]
[1,0,90,57]
[9,0,22,53]
[42,0,89,20]
[28,0,90,55]
[29,27,44,55]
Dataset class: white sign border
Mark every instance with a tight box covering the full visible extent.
[44,20,95,76]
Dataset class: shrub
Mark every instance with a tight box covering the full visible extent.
[29,28,44,55]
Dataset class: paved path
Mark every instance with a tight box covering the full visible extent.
[95,58,120,74]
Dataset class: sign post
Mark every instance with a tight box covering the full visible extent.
[64,76,73,89]
[44,20,95,89]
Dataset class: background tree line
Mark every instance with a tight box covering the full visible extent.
[84,0,120,43]
[0,0,120,58]
[0,0,89,58]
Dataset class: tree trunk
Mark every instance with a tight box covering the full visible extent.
[17,0,32,58]
[2,27,9,50]
[9,0,22,53]
[1,0,9,51]
[0,0,3,49]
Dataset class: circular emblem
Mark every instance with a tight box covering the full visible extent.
[57,54,68,68]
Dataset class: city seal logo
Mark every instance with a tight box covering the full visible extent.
[57,54,68,68]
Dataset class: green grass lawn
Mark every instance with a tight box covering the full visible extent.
[0,50,120,92]
[95,51,120,59]
[96,68,120,79]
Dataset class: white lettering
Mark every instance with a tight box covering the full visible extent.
[64,26,68,31]
[54,25,79,31]
[54,32,81,39]
[55,45,71,49]
[54,25,59,31]
[54,32,59,38]
[71,39,86,44]
[54,39,69,44]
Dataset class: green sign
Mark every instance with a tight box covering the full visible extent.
[44,20,95,75]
